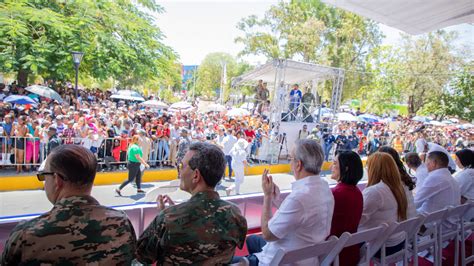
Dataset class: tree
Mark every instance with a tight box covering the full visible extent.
[420,68,474,121]
[195,52,251,100]
[0,0,177,87]
[399,31,458,114]
[235,0,383,99]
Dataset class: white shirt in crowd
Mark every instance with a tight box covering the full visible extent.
[454,168,474,220]
[415,168,460,218]
[414,163,429,192]
[221,134,237,156]
[170,127,180,141]
[415,140,456,170]
[255,175,334,266]
[359,181,415,246]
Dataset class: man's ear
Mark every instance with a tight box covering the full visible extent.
[297,160,303,172]
[192,169,201,184]
[55,173,64,190]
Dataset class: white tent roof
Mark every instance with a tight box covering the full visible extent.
[322,0,474,35]
[232,59,343,87]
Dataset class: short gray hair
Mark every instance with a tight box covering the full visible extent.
[294,139,323,175]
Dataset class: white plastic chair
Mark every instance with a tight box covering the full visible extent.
[325,223,390,266]
[373,215,426,266]
[269,235,348,266]
[439,203,471,266]
[135,186,178,203]
[460,201,474,266]
[413,208,448,266]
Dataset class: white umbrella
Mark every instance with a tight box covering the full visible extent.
[169,101,193,112]
[313,107,334,117]
[429,120,444,126]
[412,116,431,123]
[202,103,226,112]
[140,100,168,109]
[110,90,145,102]
[227,107,250,117]
[25,85,63,102]
[337,112,358,122]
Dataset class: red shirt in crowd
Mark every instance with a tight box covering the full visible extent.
[244,129,255,142]
[330,182,363,266]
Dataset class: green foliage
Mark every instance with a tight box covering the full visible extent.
[0,0,177,87]
[235,0,383,99]
[399,31,457,114]
[420,69,474,121]
[195,52,251,100]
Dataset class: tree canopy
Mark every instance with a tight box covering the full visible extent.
[0,0,178,87]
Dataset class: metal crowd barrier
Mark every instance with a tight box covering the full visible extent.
[0,136,274,170]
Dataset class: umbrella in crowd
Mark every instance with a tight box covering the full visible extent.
[140,100,169,109]
[202,103,226,112]
[25,85,63,103]
[358,113,381,123]
[412,116,431,123]
[3,95,37,105]
[226,107,250,117]
[110,90,145,102]
[337,112,358,122]
[169,101,193,112]
[313,107,334,117]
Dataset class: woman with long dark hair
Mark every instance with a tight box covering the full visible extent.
[330,151,364,265]
[454,149,474,204]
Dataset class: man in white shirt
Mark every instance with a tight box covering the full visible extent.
[233,139,334,265]
[169,123,181,166]
[221,129,237,180]
[404,152,429,191]
[415,151,460,218]
[416,138,456,173]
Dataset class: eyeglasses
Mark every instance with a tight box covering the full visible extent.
[36,172,55,181]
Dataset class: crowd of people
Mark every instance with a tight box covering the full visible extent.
[1,137,473,265]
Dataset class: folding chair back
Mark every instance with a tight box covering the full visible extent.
[416,208,448,266]
[373,215,426,266]
[270,235,345,266]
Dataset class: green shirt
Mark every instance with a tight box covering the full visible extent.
[136,191,248,265]
[128,144,143,163]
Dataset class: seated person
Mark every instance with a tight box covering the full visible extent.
[330,151,364,266]
[453,149,474,219]
[136,142,247,264]
[234,139,334,265]
[404,152,429,191]
[415,151,460,215]
[1,145,137,265]
[359,152,409,257]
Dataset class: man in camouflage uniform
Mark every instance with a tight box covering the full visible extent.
[1,145,137,265]
[136,142,248,264]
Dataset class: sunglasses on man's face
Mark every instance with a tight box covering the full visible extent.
[36,172,55,181]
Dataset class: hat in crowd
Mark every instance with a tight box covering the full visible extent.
[48,126,57,132]
[181,129,188,134]
[67,120,75,125]
[236,139,247,149]
[121,130,129,135]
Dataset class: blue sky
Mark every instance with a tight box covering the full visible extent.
[155,0,473,65]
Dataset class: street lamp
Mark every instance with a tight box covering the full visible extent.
[71,51,84,100]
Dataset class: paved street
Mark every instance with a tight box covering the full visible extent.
[0,171,342,218]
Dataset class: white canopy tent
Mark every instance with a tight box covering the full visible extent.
[232,59,345,126]
[321,0,474,35]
